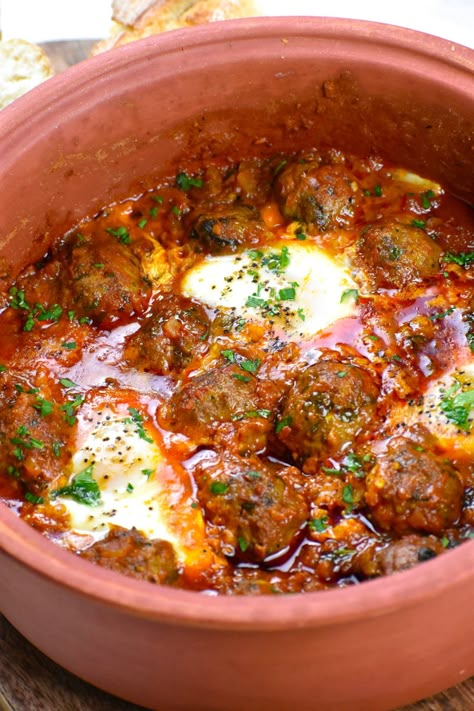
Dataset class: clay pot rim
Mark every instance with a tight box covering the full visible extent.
[0,16,473,631]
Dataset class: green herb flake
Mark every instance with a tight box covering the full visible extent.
[51,464,102,506]
[295,231,306,241]
[126,483,134,493]
[171,205,182,217]
[278,286,296,301]
[52,441,63,458]
[25,492,44,505]
[176,172,203,190]
[138,218,148,229]
[142,468,154,479]
[342,484,354,506]
[309,516,328,533]
[443,251,474,268]
[209,481,229,495]
[441,536,450,548]
[411,219,426,229]
[321,467,343,476]
[373,184,383,197]
[240,358,260,373]
[149,206,158,218]
[430,307,455,321]
[125,407,154,443]
[59,378,78,389]
[238,536,249,553]
[275,415,293,434]
[297,307,306,322]
[439,381,474,431]
[151,195,164,204]
[0,365,7,373]
[61,342,77,350]
[34,398,54,417]
[340,288,359,304]
[232,374,251,382]
[221,349,236,363]
[106,226,131,244]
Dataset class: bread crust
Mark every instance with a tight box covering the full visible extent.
[92,0,259,54]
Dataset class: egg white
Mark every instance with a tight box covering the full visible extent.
[181,240,358,340]
[55,402,219,572]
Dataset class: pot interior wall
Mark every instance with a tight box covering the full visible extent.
[0,22,473,283]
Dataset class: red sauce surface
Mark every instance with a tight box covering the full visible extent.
[0,148,473,594]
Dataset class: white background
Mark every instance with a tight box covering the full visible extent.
[2,0,473,48]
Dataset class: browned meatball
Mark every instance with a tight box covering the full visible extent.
[123,295,209,374]
[80,527,181,585]
[157,364,260,444]
[191,204,268,253]
[365,430,463,534]
[64,231,151,328]
[274,162,359,229]
[0,391,73,496]
[356,219,442,290]
[193,454,308,562]
[278,360,379,468]
[353,534,445,578]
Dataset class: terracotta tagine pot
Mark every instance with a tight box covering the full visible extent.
[0,17,473,711]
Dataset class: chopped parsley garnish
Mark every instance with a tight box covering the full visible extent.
[59,378,78,389]
[138,218,148,229]
[238,536,249,553]
[126,483,134,493]
[149,206,158,218]
[342,484,354,507]
[151,195,164,204]
[278,286,296,301]
[221,349,236,363]
[421,190,436,209]
[275,415,293,434]
[9,287,63,332]
[430,307,455,321]
[176,172,203,190]
[443,251,474,268]
[240,358,260,373]
[125,407,153,443]
[209,481,229,495]
[52,441,63,458]
[273,159,287,176]
[171,205,181,217]
[373,184,383,197]
[25,492,44,505]
[33,397,54,417]
[411,219,426,229]
[10,425,44,452]
[106,226,131,244]
[142,468,153,478]
[340,288,359,304]
[233,409,272,421]
[295,231,307,240]
[61,342,77,350]
[309,516,328,533]
[61,394,84,426]
[0,365,7,373]
[51,464,102,506]
[232,373,251,382]
[439,381,474,431]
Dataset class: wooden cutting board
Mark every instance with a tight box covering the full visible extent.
[0,39,472,711]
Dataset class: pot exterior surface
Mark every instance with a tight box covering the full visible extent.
[0,17,473,711]
[0,548,472,711]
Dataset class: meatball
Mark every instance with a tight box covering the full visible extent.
[123,294,209,374]
[80,527,181,585]
[193,454,308,562]
[190,204,268,253]
[365,430,463,534]
[274,161,359,229]
[356,219,442,290]
[157,364,260,444]
[353,534,445,578]
[0,391,73,496]
[278,360,379,468]
[64,231,151,328]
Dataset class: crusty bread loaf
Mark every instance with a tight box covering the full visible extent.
[0,39,54,110]
[92,0,260,54]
